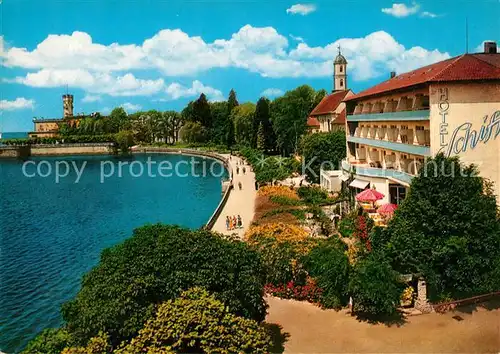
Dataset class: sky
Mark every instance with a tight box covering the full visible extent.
[1,0,499,132]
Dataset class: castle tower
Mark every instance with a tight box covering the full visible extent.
[333,46,347,92]
[62,94,74,118]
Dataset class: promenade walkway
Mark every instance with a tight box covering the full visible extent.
[212,154,256,238]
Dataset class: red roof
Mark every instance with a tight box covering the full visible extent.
[346,53,500,101]
[333,109,346,124]
[307,116,320,127]
[310,90,351,116]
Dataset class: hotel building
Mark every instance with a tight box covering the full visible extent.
[321,41,500,204]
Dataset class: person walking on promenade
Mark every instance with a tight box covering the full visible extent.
[242,166,246,175]
[232,216,237,230]
[238,181,242,190]
[237,215,242,229]
[236,166,240,175]
[225,216,230,231]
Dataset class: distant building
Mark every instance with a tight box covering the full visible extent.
[29,94,98,138]
[325,41,500,203]
[307,48,354,133]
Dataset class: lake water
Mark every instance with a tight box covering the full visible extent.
[0,153,226,353]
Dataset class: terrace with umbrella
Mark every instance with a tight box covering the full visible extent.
[355,188,389,226]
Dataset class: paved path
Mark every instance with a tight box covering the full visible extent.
[212,154,256,238]
[266,296,500,353]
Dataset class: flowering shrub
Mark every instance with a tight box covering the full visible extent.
[400,286,415,307]
[257,185,299,200]
[354,215,371,251]
[245,223,317,285]
[265,278,322,303]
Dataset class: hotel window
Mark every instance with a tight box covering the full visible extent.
[416,126,424,131]
[401,125,409,130]
[422,95,430,109]
[390,125,397,129]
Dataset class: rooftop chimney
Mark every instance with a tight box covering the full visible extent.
[484,41,497,54]
[390,71,396,79]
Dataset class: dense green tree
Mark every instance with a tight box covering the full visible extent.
[312,89,327,108]
[270,85,318,155]
[22,328,75,354]
[299,131,346,183]
[305,238,350,309]
[231,102,256,146]
[253,97,274,150]
[115,288,272,354]
[226,89,239,148]
[192,93,212,128]
[210,101,230,144]
[108,107,129,133]
[114,130,134,153]
[181,101,195,122]
[256,122,265,151]
[179,121,207,143]
[61,225,266,345]
[349,253,402,317]
[383,154,500,300]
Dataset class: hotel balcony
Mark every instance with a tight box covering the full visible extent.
[415,129,431,146]
[347,109,430,122]
[342,159,414,186]
[399,129,414,144]
[386,128,399,142]
[347,135,431,156]
[376,127,387,140]
[368,127,378,138]
[368,150,380,163]
[356,147,367,160]
[354,127,361,137]
[384,154,397,169]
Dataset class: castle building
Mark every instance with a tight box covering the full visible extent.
[29,94,93,138]
[323,41,500,203]
[308,48,354,133]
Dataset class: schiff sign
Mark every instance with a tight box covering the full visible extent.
[443,110,500,156]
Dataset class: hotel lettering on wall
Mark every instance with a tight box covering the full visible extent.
[438,87,500,156]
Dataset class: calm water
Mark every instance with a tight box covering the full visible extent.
[0,154,226,353]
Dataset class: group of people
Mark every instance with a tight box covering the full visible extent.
[226,215,242,230]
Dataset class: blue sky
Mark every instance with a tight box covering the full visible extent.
[1,0,499,132]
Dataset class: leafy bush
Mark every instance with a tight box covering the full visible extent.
[61,332,110,354]
[264,279,323,303]
[239,147,299,183]
[257,185,299,199]
[348,253,402,317]
[269,195,303,206]
[61,225,267,346]
[179,121,208,143]
[22,328,74,354]
[299,131,346,183]
[304,238,350,309]
[385,154,500,300]
[245,223,317,285]
[297,186,328,205]
[113,130,134,153]
[116,288,272,354]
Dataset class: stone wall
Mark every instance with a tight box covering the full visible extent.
[30,143,114,156]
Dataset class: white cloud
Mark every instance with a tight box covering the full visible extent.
[261,88,284,97]
[475,40,499,53]
[2,26,449,86]
[8,69,165,96]
[290,34,305,43]
[382,3,420,17]
[165,80,224,101]
[121,102,142,112]
[82,94,101,103]
[0,97,35,111]
[286,4,317,15]
[421,11,438,18]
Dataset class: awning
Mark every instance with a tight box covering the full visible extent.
[339,174,349,182]
[349,178,370,189]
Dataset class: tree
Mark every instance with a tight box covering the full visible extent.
[305,238,350,309]
[192,93,212,128]
[299,131,346,183]
[253,97,274,151]
[179,121,207,143]
[108,108,128,133]
[348,253,402,317]
[115,288,272,354]
[312,89,327,108]
[226,89,239,148]
[210,101,230,144]
[256,123,265,151]
[270,85,319,155]
[114,131,134,153]
[22,328,74,354]
[61,225,267,345]
[384,154,500,300]
[231,103,255,147]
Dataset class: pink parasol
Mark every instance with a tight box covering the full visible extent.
[378,203,398,215]
[355,188,385,202]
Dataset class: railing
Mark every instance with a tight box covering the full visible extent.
[342,159,414,185]
[347,109,430,122]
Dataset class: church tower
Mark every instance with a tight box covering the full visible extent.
[333,46,347,92]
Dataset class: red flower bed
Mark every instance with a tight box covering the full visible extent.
[264,278,322,303]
